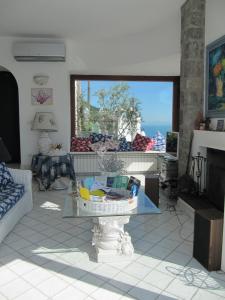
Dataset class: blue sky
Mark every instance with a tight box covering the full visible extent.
[81,80,173,126]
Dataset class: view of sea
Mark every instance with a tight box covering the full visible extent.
[142,124,171,138]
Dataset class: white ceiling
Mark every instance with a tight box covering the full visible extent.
[0,0,185,41]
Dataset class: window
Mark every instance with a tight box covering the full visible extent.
[70,75,179,142]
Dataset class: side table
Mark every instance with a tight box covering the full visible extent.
[31,153,76,190]
[193,208,223,271]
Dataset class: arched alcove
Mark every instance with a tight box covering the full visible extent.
[0,66,21,164]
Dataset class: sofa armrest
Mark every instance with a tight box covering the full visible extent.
[8,168,32,193]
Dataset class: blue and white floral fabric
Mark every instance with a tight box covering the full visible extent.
[0,162,14,191]
[0,183,25,220]
[90,133,112,144]
[152,131,166,151]
[31,154,76,190]
[118,137,132,151]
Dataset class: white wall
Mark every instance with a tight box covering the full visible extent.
[0,17,181,168]
[205,0,225,45]
[1,1,225,167]
[66,16,181,76]
[205,0,225,129]
[0,37,71,167]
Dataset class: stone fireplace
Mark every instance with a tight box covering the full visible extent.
[207,148,225,212]
[191,130,225,271]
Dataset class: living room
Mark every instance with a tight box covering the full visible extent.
[0,0,225,299]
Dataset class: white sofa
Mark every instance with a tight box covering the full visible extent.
[0,168,33,243]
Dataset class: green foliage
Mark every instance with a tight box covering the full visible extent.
[78,93,100,134]
[78,82,142,138]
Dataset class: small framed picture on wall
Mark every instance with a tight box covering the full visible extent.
[216,119,224,131]
[31,88,53,105]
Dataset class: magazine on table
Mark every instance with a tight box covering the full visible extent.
[127,176,141,196]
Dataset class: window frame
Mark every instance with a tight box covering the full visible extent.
[70,75,180,140]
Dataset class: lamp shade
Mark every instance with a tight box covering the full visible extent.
[0,138,11,162]
[32,112,57,131]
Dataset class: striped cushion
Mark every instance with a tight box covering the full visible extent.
[152,131,166,151]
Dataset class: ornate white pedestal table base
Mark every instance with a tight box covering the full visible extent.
[63,188,161,262]
[92,216,134,263]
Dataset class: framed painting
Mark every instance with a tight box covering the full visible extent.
[31,88,53,105]
[206,35,225,117]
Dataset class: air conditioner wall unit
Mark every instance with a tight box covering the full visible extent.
[13,42,66,62]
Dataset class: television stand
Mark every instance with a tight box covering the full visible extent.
[158,154,178,201]
[159,154,178,183]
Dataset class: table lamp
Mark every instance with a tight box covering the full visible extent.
[32,112,57,155]
[0,137,11,162]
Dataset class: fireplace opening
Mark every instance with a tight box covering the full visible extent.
[206,148,225,212]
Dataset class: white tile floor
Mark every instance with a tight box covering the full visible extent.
[0,186,225,299]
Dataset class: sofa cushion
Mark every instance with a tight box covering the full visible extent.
[90,139,120,152]
[132,133,155,151]
[0,183,25,220]
[71,136,92,152]
[0,163,14,191]
[90,133,112,144]
[152,131,166,151]
[118,137,132,152]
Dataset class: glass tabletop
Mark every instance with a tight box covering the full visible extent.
[63,189,161,218]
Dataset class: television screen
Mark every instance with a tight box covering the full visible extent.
[166,132,179,157]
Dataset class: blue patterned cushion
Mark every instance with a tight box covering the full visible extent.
[152,131,166,151]
[0,183,25,220]
[0,163,14,191]
[118,137,132,152]
[90,133,112,144]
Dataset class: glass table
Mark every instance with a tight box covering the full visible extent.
[63,183,160,262]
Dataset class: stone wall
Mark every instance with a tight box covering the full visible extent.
[178,0,205,176]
